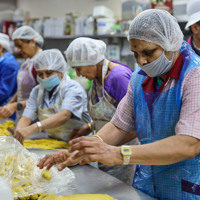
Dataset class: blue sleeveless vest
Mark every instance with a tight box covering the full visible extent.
[130,41,200,199]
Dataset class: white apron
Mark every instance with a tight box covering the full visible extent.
[17,50,42,121]
[37,76,86,142]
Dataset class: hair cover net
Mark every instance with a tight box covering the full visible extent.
[0,33,10,51]
[64,37,106,67]
[12,25,44,47]
[34,49,67,74]
[128,9,183,52]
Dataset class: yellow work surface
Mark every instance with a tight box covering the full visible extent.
[0,120,15,136]
[23,139,71,150]
[38,193,117,200]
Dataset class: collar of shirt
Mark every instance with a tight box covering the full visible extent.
[43,85,61,107]
[138,54,183,92]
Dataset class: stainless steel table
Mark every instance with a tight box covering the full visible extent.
[30,148,156,200]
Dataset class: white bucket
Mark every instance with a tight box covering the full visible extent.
[97,18,115,35]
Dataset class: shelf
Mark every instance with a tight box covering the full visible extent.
[44,34,127,39]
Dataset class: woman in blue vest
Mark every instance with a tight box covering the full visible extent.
[38,9,200,199]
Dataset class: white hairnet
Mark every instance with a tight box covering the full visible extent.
[0,33,10,51]
[185,0,200,30]
[12,25,44,47]
[128,9,183,52]
[64,37,106,67]
[34,49,67,74]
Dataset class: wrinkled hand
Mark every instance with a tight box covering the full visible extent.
[69,125,91,141]
[14,126,34,144]
[69,136,122,166]
[37,150,80,171]
[0,103,16,119]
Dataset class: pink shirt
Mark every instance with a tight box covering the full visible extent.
[111,60,200,140]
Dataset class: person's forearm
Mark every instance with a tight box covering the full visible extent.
[20,100,28,110]
[97,122,128,145]
[127,135,200,165]
[117,131,137,146]
[36,110,72,131]
[16,116,32,130]
[8,92,17,103]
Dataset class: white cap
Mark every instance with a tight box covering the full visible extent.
[12,25,44,47]
[64,37,106,67]
[185,0,200,30]
[0,33,10,51]
[128,9,183,52]
[34,49,67,74]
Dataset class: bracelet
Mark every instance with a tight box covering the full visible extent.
[92,134,104,142]
[88,123,92,132]
[36,121,42,132]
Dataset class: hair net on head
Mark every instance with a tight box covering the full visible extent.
[64,37,106,67]
[34,49,67,74]
[0,33,10,51]
[12,25,44,47]
[185,0,200,30]
[128,9,183,52]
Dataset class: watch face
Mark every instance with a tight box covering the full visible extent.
[121,146,132,155]
[17,103,23,111]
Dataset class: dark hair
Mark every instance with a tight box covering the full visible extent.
[21,39,42,48]
[190,20,200,34]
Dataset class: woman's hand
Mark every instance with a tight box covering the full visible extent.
[0,103,17,118]
[37,150,80,171]
[69,136,123,166]
[14,126,35,144]
[69,124,91,141]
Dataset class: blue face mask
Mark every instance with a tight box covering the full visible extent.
[140,51,174,77]
[37,74,60,91]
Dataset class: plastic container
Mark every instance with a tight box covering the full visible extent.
[93,6,114,18]
[84,16,94,35]
[97,18,116,35]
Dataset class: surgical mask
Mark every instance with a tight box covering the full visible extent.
[37,74,60,91]
[140,51,174,77]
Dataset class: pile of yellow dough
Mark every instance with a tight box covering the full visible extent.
[0,120,15,136]
[0,155,52,200]
[38,194,117,200]
[23,139,71,150]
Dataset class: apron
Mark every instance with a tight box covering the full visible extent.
[88,59,136,185]
[131,41,200,199]
[37,75,86,142]
[17,50,42,121]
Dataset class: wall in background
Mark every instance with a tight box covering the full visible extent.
[17,0,122,20]
[0,0,16,11]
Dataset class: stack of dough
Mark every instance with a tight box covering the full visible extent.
[23,139,71,150]
[38,193,117,200]
[0,137,75,199]
[0,120,15,136]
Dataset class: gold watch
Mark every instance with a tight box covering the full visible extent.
[121,145,132,165]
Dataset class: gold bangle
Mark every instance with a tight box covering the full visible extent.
[92,134,104,142]
[88,123,92,132]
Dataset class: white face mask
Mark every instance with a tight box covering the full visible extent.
[140,51,174,77]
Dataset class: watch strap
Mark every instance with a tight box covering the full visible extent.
[17,102,23,111]
[121,145,132,165]
[123,155,131,165]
